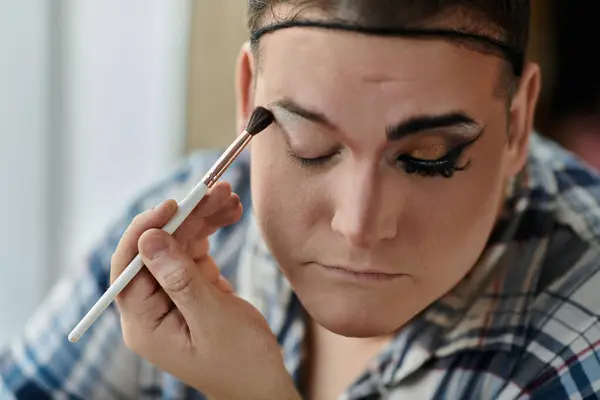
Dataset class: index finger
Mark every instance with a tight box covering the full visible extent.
[110,181,233,284]
[110,199,178,284]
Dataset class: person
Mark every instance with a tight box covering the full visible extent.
[2,0,600,398]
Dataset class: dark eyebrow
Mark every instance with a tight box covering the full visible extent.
[272,98,481,140]
[272,98,338,131]
[386,113,481,141]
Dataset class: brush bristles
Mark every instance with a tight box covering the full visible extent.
[246,106,274,136]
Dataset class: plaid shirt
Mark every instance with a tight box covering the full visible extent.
[1,132,600,400]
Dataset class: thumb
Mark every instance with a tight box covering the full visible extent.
[139,229,212,317]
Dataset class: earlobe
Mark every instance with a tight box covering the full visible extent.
[235,42,256,134]
[507,62,541,176]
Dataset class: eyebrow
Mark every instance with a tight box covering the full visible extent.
[272,98,482,140]
[386,112,481,141]
[273,98,338,130]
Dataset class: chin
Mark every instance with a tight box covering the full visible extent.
[299,293,409,338]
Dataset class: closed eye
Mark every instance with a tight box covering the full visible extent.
[396,131,482,178]
[287,150,339,168]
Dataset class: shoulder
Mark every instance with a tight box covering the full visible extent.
[526,134,600,326]
[528,133,600,239]
[508,269,600,398]
[508,134,600,398]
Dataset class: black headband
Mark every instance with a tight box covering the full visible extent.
[251,20,524,77]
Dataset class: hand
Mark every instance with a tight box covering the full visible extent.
[110,182,300,400]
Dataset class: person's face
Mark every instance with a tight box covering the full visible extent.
[235,22,540,338]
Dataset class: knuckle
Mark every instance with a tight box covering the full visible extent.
[110,251,120,267]
[226,211,241,225]
[162,267,194,294]
[138,228,161,248]
[131,213,145,226]
[172,230,190,247]
[131,208,154,226]
[122,326,143,353]
[110,253,123,283]
[195,238,209,256]
[189,238,210,263]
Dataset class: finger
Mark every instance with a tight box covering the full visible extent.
[182,194,242,262]
[216,275,234,294]
[113,184,234,332]
[172,182,232,243]
[186,195,242,263]
[198,194,243,237]
[111,199,178,285]
[119,268,175,332]
[139,229,218,321]
[191,180,232,218]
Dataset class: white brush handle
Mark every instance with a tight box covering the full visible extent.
[68,181,210,343]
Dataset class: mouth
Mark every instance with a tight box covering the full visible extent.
[316,263,406,282]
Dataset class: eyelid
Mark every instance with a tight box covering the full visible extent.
[274,119,341,158]
[273,108,294,125]
[407,143,448,160]
[396,129,480,157]
[398,130,482,161]
[288,145,342,161]
[394,139,454,163]
[396,151,453,164]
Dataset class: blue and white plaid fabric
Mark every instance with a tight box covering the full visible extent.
[1,133,600,399]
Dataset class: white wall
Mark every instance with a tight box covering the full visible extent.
[0,0,191,346]
[59,0,192,273]
[0,0,53,347]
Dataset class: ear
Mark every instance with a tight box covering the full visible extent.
[235,41,256,134]
[505,62,541,176]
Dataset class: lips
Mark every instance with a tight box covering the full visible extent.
[314,262,406,282]
[325,265,402,276]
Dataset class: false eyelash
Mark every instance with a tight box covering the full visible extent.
[400,157,470,178]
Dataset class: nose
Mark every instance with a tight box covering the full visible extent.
[330,166,398,248]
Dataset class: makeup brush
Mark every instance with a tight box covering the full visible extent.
[68,106,274,343]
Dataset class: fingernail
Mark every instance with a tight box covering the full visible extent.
[142,235,169,260]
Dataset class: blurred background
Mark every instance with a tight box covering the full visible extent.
[0,1,599,346]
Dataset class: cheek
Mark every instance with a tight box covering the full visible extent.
[249,134,329,258]
[405,136,507,286]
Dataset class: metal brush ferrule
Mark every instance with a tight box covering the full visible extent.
[201,131,252,188]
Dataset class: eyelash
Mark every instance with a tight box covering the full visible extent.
[396,142,471,178]
[289,152,338,168]
[289,134,480,179]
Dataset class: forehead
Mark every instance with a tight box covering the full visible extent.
[255,29,504,116]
